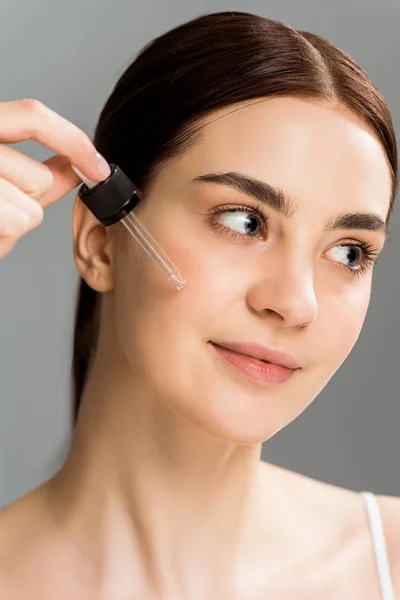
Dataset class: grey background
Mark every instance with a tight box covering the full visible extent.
[0,0,398,509]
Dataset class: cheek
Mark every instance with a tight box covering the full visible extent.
[110,233,211,359]
[110,231,243,397]
[324,282,371,367]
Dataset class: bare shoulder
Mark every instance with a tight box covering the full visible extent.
[0,484,46,535]
[0,484,50,583]
[259,462,400,595]
[375,493,400,590]
[0,482,91,599]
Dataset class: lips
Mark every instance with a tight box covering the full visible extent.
[209,341,300,370]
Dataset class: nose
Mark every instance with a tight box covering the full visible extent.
[246,253,319,328]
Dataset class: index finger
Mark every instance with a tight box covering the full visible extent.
[0,99,109,184]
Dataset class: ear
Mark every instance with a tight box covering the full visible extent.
[72,194,114,292]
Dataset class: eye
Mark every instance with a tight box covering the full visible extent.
[328,241,379,277]
[208,204,268,240]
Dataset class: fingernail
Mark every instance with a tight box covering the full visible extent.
[95,152,111,178]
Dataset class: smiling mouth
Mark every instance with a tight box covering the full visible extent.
[208,341,300,370]
[208,342,298,386]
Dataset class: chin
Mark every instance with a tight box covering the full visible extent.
[160,385,291,446]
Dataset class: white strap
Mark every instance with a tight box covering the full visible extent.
[361,491,395,600]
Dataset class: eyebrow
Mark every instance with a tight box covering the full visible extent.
[192,171,389,238]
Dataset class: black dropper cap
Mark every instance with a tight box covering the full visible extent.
[77,163,140,227]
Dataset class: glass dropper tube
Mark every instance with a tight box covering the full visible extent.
[120,212,187,290]
[71,164,187,291]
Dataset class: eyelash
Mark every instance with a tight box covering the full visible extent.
[208,203,380,278]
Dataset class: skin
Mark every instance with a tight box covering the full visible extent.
[0,96,399,599]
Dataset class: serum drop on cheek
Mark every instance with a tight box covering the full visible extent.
[71,162,187,291]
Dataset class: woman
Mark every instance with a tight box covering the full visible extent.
[0,10,398,599]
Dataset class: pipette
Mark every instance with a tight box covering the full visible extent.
[71,162,187,291]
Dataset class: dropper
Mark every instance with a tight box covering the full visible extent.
[71,163,187,291]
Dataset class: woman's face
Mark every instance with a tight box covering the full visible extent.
[107,97,391,443]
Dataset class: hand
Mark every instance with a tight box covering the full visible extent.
[0,98,111,258]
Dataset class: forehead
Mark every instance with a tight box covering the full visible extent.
[176,97,392,219]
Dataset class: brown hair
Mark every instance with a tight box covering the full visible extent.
[72,11,398,423]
